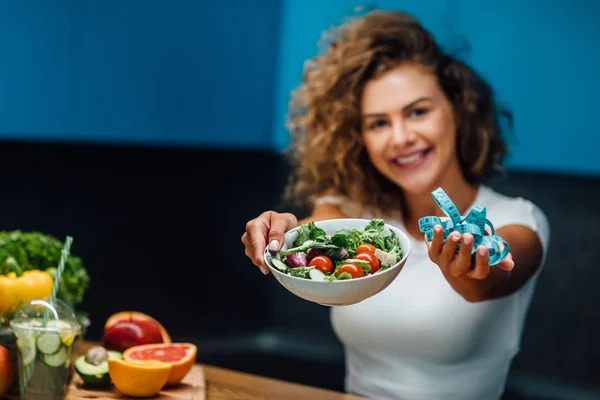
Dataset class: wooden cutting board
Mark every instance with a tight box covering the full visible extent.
[66,364,206,400]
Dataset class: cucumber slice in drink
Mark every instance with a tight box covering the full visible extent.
[44,346,68,367]
[37,332,62,355]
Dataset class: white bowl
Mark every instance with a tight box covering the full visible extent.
[263,218,411,306]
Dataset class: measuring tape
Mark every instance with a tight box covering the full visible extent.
[418,187,510,266]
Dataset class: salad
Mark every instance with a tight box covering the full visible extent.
[268,219,403,281]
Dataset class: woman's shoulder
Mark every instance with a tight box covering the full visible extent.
[478,185,544,216]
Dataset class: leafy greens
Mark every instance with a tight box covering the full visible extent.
[0,231,90,323]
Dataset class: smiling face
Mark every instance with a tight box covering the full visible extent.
[361,62,465,197]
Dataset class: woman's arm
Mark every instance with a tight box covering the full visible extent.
[484,224,544,299]
[428,223,545,302]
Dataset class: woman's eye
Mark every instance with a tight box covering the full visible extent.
[410,108,429,118]
[368,119,389,130]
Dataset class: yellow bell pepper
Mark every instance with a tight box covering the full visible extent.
[0,270,54,314]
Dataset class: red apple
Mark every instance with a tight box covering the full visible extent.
[102,320,164,352]
[0,345,14,397]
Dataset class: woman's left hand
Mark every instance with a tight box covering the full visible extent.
[426,224,515,281]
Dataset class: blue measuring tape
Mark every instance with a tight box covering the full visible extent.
[418,187,510,267]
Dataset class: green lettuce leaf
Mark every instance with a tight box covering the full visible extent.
[308,222,327,240]
[383,229,403,263]
[286,266,312,279]
[281,240,339,256]
[360,219,388,250]
[331,228,363,255]
[294,225,311,247]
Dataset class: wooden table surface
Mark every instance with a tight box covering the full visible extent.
[78,341,366,400]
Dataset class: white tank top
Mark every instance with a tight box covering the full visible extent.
[317,185,550,400]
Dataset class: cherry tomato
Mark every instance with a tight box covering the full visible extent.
[309,255,333,273]
[336,263,364,279]
[356,243,376,254]
[355,252,380,273]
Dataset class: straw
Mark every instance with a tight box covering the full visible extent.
[20,236,73,397]
[42,236,73,326]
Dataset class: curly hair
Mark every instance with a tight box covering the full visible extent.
[283,10,510,218]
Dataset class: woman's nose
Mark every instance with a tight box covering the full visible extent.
[389,121,417,147]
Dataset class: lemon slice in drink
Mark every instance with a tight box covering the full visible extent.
[15,330,36,366]
[46,320,77,346]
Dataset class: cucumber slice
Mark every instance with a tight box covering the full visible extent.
[271,258,288,272]
[37,332,62,355]
[15,330,36,366]
[44,346,68,367]
[309,268,326,281]
[46,320,77,346]
[337,272,353,280]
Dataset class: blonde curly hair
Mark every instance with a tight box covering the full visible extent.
[283,10,509,217]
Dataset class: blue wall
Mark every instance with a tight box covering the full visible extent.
[0,1,599,176]
[0,0,281,149]
[273,0,600,176]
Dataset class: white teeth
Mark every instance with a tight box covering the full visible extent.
[395,152,424,165]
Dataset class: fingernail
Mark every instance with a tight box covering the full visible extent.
[452,233,460,242]
[463,234,472,245]
[510,260,515,268]
[269,240,279,251]
[259,265,268,274]
[478,246,486,256]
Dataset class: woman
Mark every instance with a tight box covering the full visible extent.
[241,10,549,400]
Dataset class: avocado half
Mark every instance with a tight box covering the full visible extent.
[74,350,122,387]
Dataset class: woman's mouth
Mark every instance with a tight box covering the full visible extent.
[391,148,433,169]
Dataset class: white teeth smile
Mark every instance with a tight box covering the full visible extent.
[395,151,425,165]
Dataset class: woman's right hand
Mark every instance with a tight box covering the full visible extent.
[242,211,298,274]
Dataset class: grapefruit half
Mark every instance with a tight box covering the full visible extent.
[123,343,197,386]
[105,311,171,343]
